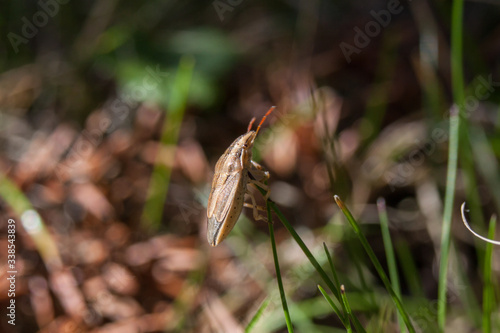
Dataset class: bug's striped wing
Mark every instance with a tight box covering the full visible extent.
[207,139,248,245]
[207,171,242,222]
[207,170,248,246]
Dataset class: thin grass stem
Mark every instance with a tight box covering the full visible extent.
[377,198,405,332]
[438,0,464,329]
[267,200,294,332]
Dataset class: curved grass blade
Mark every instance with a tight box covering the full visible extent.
[461,203,500,245]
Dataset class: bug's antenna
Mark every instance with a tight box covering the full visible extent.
[247,117,256,132]
[255,106,276,135]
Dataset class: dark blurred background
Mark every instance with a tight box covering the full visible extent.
[1,0,500,332]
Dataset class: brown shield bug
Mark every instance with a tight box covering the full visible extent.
[206,106,275,246]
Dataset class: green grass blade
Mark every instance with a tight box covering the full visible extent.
[334,195,415,333]
[322,244,367,331]
[245,298,270,333]
[267,201,294,333]
[438,0,464,329]
[268,201,341,301]
[396,241,424,297]
[340,285,354,333]
[322,243,352,326]
[141,56,195,230]
[323,243,341,290]
[317,285,344,326]
[340,284,367,333]
[377,198,405,333]
[482,215,497,333]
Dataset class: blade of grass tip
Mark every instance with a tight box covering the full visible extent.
[377,198,405,333]
[323,243,366,330]
[267,200,294,333]
[341,284,367,333]
[334,195,415,333]
[483,215,496,333]
[340,285,354,333]
[0,174,62,271]
[317,285,351,332]
[245,298,270,333]
[141,56,195,230]
[340,284,368,333]
[438,0,464,330]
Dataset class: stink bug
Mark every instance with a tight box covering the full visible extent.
[207,106,276,246]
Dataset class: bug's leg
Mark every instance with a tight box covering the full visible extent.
[249,161,271,200]
[243,202,267,214]
[248,179,271,201]
[244,191,268,222]
[250,160,270,180]
[248,170,270,185]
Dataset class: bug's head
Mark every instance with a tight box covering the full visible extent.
[240,130,258,147]
[236,131,258,165]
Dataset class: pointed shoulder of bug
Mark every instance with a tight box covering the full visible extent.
[214,133,255,172]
